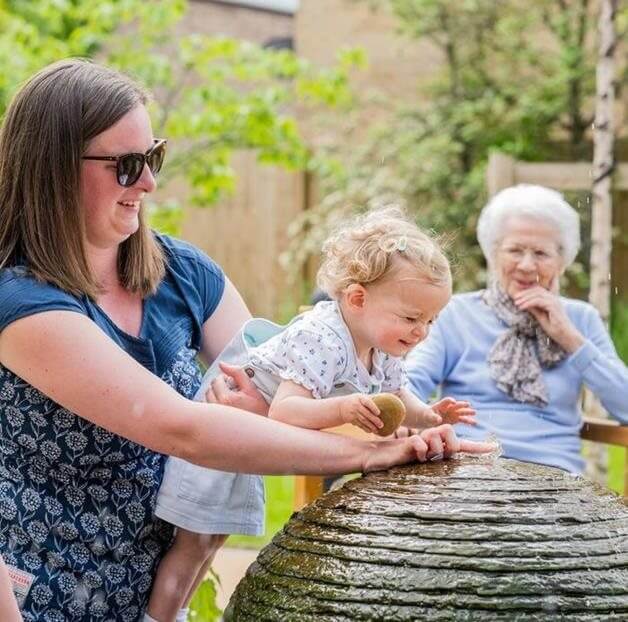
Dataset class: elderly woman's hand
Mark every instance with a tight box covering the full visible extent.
[513,286,585,353]
[205,362,270,416]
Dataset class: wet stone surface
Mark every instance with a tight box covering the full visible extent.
[225,457,628,621]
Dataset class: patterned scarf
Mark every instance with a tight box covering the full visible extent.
[481,281,567,407]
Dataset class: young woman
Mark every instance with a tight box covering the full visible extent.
[0,59,491,621]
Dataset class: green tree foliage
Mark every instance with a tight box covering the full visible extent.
[284,0,626,291]
[0,0,363,234]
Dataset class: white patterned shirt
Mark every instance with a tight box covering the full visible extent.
[247,301,407,400]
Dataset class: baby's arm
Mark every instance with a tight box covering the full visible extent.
[269,380,384,433]
[397,387,476,429]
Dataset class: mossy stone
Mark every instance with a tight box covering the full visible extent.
[226,458,628,621]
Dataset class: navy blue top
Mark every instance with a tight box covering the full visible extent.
[0,234,225,621]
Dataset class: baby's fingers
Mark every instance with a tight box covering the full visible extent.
[359,408,383,432]
[353,419,375,433]
[447,407,476,420]
[359,395,380,416]
[432,397,456,412]
[457,415,477,425]
[355,418,378,434]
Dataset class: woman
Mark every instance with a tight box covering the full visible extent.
[0,59,491,621]
[407,184,628,474]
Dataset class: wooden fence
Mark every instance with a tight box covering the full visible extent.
[182,151,308,319]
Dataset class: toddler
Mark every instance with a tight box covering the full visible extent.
[146,206,475,621]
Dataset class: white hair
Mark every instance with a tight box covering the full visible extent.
[477,184,581,267]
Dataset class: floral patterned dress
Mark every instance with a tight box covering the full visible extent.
[0,235,225,621]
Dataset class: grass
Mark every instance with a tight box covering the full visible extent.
[608,446,626,495]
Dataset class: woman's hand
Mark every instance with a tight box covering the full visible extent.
[431,397,476,426]
[362,424,496,473]
[205,362,269,416]
[339,394,383,434]
[513,286,585,352]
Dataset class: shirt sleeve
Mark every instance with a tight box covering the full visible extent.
[0,271,86,332]
[158,234,226,323]
[381,354,408,392]
[195,253,225,322]
[565,305,628,424]
[263,326,349,399]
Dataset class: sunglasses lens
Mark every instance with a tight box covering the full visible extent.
[117,154,144,187]
[147,142,166,176]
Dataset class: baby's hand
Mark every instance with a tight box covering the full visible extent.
[431,397,476,426]
[339,394,383,434]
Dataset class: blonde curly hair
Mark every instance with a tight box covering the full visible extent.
[317,206,451,298]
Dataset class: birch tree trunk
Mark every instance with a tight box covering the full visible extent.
[584,0,617,485]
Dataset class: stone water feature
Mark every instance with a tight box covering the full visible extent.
[225,457,628,621]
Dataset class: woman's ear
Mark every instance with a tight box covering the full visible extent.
[344,283,367,311]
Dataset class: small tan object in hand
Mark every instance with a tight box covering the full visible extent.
[372,393,406,437]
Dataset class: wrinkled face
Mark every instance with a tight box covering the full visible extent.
[493,216,564,297]
[79,104,157,249]
[361,263,451,357]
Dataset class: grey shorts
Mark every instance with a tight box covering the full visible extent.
[154,319,282,535]
[155,458,265,535]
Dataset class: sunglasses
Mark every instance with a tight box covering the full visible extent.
[82,138,167,187]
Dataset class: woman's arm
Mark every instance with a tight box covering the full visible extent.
[198,277,269,415]
[269,380,383,433]
[571,307,628,423]
[0,557,22,622]
[0,311,492,475]
[515,289,628,423]
[198,277,251,365]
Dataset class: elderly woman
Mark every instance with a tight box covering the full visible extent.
[406,184,628,473]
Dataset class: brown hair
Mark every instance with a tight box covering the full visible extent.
[317,205,451,298]
[0,58,165,298]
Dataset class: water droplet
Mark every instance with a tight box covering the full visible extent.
[483,433,503,459]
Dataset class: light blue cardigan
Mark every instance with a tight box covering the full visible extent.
[406,291,628,473]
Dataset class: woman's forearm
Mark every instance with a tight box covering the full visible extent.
[171,403,496,475]
[578,343,628,424]
[175,401,367,475]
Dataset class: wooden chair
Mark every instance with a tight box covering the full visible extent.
[294,419,628,510]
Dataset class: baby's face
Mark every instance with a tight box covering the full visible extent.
[362,267,451,357]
